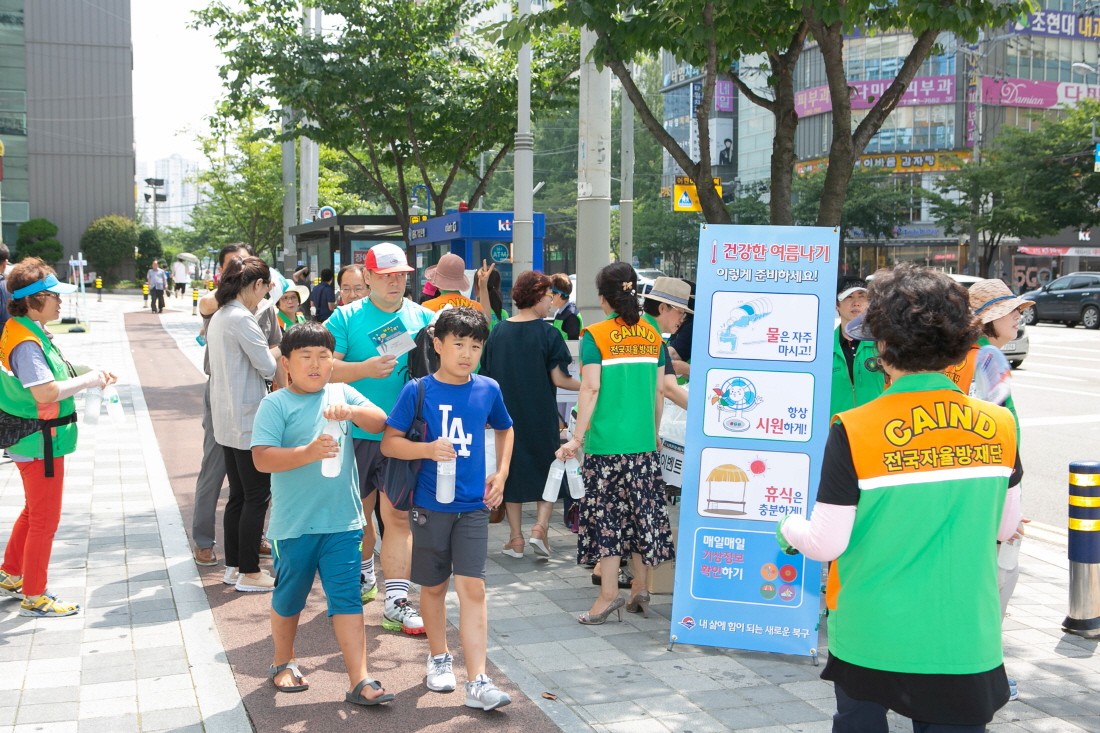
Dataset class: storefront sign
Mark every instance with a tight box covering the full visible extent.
[982,77,1100,109]
[1019,246,1100,256]
[796,151,970,176]
[1013,9,1100,40]
[795,75,954,117]
[670,224,838,657]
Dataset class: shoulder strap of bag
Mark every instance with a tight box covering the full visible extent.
[414,378,426,426]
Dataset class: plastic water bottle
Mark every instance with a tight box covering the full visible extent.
[998,536,1022,571]
[320,419,346,478]
[102,385,124,423]
[436,459,456,503]
[543,459,565,502]
[564,457,584,499]
[83,387,102,425]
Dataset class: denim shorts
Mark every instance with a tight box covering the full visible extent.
[271,529,363,618]
[409,507,489,587]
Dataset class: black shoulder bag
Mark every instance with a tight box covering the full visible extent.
[382,378,427,512]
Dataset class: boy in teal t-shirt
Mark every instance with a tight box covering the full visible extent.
[251,322,393,707]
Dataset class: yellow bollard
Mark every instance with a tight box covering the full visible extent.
[95,277,102,302]
[142,282,149,303]
[207,280,214,292]
[192,288,199,316]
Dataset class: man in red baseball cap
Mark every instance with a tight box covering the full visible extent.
[327,243,432,635]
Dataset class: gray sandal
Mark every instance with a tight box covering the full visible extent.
[346,678,394,706]
[269,661,308,693]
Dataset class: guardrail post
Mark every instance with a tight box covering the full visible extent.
[1063,460,1100,638]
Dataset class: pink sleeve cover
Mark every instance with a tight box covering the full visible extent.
[780,503,857,562]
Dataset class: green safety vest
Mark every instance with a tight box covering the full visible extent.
[0,316,79,462]
[830,325,886,419]
[553,312,583,341]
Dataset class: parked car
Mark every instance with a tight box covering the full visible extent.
[1019,272,1100,330]
[635,268,667,295]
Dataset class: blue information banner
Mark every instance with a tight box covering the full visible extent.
[669,224,839,656]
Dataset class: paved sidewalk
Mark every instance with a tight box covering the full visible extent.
[0,297,248,733]
[2,296,1095,733]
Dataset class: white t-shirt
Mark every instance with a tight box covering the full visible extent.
[172,261,190,283]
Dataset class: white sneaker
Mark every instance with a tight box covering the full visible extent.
[222,567,239,585]
[235,570,275,592]
[382,597,425,635]
[465,673,511,711]
[426,652,456,692]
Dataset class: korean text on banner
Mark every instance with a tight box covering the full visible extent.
[669,225,839,657]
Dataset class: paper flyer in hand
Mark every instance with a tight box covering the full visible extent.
[368,317,416,357]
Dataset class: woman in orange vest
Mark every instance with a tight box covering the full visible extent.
[778,264,1022,732]
[556,262,674,624]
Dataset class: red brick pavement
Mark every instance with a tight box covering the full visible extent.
[126,312,562,733]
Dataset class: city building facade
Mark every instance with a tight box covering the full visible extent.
[659,1,1100,289]
[0,0,134,274]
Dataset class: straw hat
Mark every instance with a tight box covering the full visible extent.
[425,253,470,291]
[645,276,694,313]
[968,279,1033,323]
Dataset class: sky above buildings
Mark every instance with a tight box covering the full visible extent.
[132,0,224,164]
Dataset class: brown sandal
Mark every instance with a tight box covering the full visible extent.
[502,536,524,558]
[529,524,551,557]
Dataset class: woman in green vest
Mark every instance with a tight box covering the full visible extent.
[276,285,309,331]
[556,262,675,625]
[779,264,1022,732]
[831,278,886,418]
[0,258,116,618]
[549,273,582,340]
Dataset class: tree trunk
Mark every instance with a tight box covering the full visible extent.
[808,17,854,228]
[769,63,799,226]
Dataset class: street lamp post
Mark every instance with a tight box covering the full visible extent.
[143,178,166,231]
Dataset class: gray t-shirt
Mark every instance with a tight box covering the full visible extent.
[6,340,53,462]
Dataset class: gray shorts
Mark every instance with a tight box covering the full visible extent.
[409,507,490,587]
[353,438,387,499]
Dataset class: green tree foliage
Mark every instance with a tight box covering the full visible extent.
[15,218,63,265]
[81,215,138,284]
[503,0,1029,227]
[136,228,164,279]
[633,201,703,277]
[793,169,914,246]
[193,0,578,239]
[931,99,1100,278]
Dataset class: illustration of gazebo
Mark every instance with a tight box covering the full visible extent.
[704,464,749,516]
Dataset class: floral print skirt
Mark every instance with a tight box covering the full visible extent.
[576,451,675,567]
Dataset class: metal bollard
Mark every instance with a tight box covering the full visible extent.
[1063,461,1100,638]
[192,288,199,316]
[95,277,102,302]
[142,283,149,302]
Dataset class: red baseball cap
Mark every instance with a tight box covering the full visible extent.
[363,243,414,274]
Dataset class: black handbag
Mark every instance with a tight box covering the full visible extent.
[382,378,427,512]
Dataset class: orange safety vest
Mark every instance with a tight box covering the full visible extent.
[422,292,482,312]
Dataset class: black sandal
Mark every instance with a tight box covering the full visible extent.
[345,678,395,706]
[269,661,309,693]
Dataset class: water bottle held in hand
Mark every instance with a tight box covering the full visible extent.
[543,459,566,502]
[102,385,124,423]
[320,418,347,478]
[83,387,102,425]
[436,458,457,503]
[564,457,584,499]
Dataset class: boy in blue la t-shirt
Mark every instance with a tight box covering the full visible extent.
[382,307,515,711]
[251,322,394,708]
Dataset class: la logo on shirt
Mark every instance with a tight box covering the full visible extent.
[439,404,472,457]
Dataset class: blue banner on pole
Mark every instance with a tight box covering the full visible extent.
[669,224,839,657]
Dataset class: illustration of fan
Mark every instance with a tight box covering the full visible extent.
[704,464,749,516]
[710,376,761,432]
